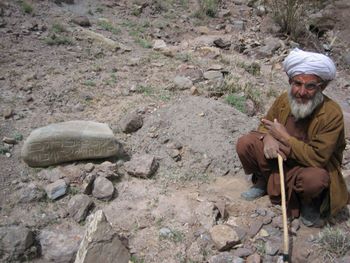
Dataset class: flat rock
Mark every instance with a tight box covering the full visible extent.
[21,121,122,167]
[124,154,159,178]
[0,225,34,261]
[153,39,167,50]
[246,253,261,263]
[68,194,94,222]
[234,247,253,257]
[210,224,240,251]
[45,179,67,200]
[40,224,83,263]
[120,112,143,133]
[71,16,91,27]
[208,252,244,263]
[75,210,130,263]
[173,75,193,90]
[203,70,223,80]
[92,177,114,200]
[248,220,263,238]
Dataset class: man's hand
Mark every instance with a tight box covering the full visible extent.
[261,118,291,142]
[263,133,280,159]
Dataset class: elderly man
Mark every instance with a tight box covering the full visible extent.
[236,48,348,226]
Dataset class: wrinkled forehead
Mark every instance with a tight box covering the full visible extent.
[291,74,322,83]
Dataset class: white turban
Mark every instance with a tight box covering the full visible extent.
[283,48,336,81]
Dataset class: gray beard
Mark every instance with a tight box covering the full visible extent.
[288,87,324,120]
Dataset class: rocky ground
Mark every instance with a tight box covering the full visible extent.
[1,0,350,262]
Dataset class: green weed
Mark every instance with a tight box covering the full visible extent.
[135,38,152,48]
[226,94,246,113]
[130,255,145,263]
[45,35,74,46]
[195,0,219,18]
[51,23,66,33]
[13,132,23,141]
[238,61,261,76]
[84,80,96,87]
[0,145,9,155]
[19,0,33,14]
[97,20,120,34]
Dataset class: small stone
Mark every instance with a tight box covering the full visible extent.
[5,152,11,158]
[95,161,117,179]
[2,137,16,144]
[234,247,253,258]
[173,76,193,90]
[82,173,96,194]
[265,240,280,256]
[291,218,300,234]
[68,194,93,222]
[84,163,95,173]
[45,179,67,200]
[208,252,244,263]
[209,224,240,251]
[231,20,245,31]
[124,154,159,178]
[203,70,223,80]
[38,168,64,182]
[92,177,114,200]
[71,16,91,27]
[3,108,13,118]
[159,227,172,237]
[248,221,263,238]
[272,215,283,228]
[120,112,143,134]
[190,86,200,95]
[153,39,167,51]
[246,253,261,263]
[258,228,269,237]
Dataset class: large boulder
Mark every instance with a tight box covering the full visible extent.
[75,210,130,263]
[21,121,123,167]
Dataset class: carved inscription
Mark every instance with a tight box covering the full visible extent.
[27,138,117,164]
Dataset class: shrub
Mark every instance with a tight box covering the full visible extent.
[226,94,246,113]
[20,0,33,14]
[195,0,220,18]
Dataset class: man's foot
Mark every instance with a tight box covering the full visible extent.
[241,187,266,201]
[300,202,322,227]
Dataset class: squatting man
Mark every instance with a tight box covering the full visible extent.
[236,48,348,227]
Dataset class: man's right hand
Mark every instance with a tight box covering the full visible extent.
[263,133,288,160]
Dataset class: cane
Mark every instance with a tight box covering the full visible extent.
[278,154,289,262]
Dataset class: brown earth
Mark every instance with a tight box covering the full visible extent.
[1,0,350,262]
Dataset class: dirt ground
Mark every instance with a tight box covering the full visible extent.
[1,0,350,262]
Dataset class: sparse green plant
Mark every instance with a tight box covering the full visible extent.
[315,226,350,261]
[95,7,103,13]
[130,255,145,263]
[0,145,9,155]
[13,132,23,141]
[268,0,305,40]
[51,23,66,33]
[68,186,80,195]
[97,20,120,34]
[84,80,96,87]
[255,239,266,255]
[135,38,152,48]
[195,0,219,18]
[175,52,192,62]
[136,85,154,96]
[226,94,246,113]
[160,228,184,243]
[19,0,33,14]
[44,34,74,46]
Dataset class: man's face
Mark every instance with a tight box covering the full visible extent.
[288,74,324,120]
[289,74,322,104]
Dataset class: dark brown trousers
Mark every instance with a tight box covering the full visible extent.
[236,131,330,217]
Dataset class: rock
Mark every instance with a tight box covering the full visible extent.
[209,225,240,251]
[197,26,210,35]
[40,225,83,263]
[246,253,261,263]
[208,252,244,263]
[38,168,65,182]
[75,210,130,263]
[21,121,122,167]
[124,154,158,178]
[120,112,143,133]
[2,136,16,144]
[291,218,300,234]
[195,201,216,230]
[78,29,120,51]
[3,108,13,118]
[159,227,172,237]
[84,163,95,173]
[338,255,350,263]
[256,5,266,16]
[255,37,281,58]
[92,177,114,200]
[153,39,167,50]
[343,52,350,67]
[68,194,94,222]
[45,179,67,200]
[71,16,91,27]
[214,38,231,49]
[95,161,118,179]
[177,65,203,83]
[234,247,253,257]
[0,225,34,261]
[245,99,256,116]
[190,86,200,95]
[203,70,223,80]
[82,173,97,194]
[231,20,245,31]
[265,239,280,256]
[248,221,263,238]
[173,75,193,90]
[18,183,45,203]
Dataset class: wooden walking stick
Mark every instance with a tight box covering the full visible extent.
[278,154,289,262]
